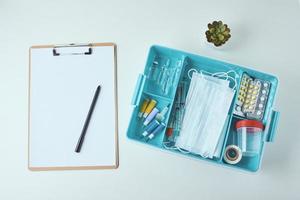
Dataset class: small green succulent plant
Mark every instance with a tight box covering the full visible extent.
[205,21,231,47]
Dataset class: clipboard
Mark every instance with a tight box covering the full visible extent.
[28,43,118,170]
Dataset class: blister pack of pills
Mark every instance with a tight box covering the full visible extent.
[234,73,270,121]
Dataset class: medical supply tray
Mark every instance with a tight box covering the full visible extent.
[127,45,280,172]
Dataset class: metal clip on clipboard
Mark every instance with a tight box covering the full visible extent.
[53,43,93,56]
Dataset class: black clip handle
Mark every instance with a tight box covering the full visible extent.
[53,43,93,56]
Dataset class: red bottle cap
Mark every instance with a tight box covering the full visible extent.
[166,128,173,137]
[236,120,264,129]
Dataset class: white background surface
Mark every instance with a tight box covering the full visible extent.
[0,0,299,199]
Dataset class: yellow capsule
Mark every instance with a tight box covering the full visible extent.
[252,90,258,95]
[138,98,150,118]
[143,99,157,118]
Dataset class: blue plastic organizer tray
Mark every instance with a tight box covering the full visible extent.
[127,45,280,172]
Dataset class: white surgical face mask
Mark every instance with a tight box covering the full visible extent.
[175,70,236,158]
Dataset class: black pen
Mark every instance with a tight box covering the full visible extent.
[75,85,101,153]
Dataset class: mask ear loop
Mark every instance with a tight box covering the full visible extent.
[187,68,198,79]
[200,70,229,81]
[206,70,238,90]
[225,70,239,90]
[163,142,191,154]
[213,72,228,79]
[189,68,228,79]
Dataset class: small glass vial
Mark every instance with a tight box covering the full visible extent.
[236,120,264,157]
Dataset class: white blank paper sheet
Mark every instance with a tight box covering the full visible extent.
[29,43,118,170]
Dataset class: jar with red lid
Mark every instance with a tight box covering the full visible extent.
[236,120,264,157]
